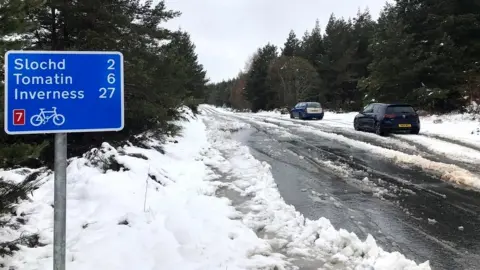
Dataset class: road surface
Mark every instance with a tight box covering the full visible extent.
[203,107,480,270]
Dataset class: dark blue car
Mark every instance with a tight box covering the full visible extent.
[290,102,324,120]
[354,103,420,136]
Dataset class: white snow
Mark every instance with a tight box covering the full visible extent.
[420,114,480,144]
[0,106,430,270]
[0,110,285,270]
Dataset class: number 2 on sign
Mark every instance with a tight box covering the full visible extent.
[107,59,115,70]
[99,87,115,98]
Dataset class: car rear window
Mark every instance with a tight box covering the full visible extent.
[307,102,321,108]
[386,105,415,114]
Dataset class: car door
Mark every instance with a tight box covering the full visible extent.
[358,104,374,129]
[291,102,302,117]
[297,102,307,117]
[291,103,299,116]
[367,104,382,130]
[367,104,381,130]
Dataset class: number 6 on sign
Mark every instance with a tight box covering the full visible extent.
[99,87,116,98]
[107,73,115,84]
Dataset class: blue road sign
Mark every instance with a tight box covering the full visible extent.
[4,50,124,135]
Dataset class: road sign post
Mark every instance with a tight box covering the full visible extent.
[4,51,124,270]
[54,132,67,270]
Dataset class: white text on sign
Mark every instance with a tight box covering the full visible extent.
[98,59,117,99]
[12,58,84,101]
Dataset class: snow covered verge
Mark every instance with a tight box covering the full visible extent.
[0,108,283,270]
[0,106,430,270]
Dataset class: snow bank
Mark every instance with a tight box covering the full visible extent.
[420,114,480,143]
[0,109,286,270]
[200,106,430,270]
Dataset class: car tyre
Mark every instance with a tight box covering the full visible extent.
[354,120,360,131]
[375,122,387,136]
[290,112,294,119]
[410,128,420,135]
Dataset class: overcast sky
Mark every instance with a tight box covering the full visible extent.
[162,0,390,83]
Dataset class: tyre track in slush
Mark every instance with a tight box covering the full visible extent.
[203,108,480,270]
[254,114,480,174]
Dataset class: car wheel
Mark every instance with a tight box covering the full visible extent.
[354,120,360,131]
[410,128,420,135]
[299,112,305,120]
[375,122,386,136]
[290,112,294,119]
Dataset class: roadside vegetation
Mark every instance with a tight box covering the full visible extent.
[0,0,207,255]
[0,0,207,168]
[206,1,480,114]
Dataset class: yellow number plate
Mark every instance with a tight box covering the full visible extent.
[398,124,412,128]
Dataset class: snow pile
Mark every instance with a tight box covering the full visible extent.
[200,107,430,270]
[465,101,480,114]
[421,113,480,141]
[0,111,286,270]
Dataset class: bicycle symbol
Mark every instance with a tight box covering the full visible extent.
[30,107,66,127]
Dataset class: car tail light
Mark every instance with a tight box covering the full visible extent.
[384,114,395,118]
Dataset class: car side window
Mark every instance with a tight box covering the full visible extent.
[363,104,374,113]
[376,105,385,114]
[294,103,301,108]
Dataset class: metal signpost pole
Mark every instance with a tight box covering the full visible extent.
[4,50,124,270]
[53,133,67,270]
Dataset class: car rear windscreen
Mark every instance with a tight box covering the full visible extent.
[307,102,321,108]
[386,105,415,114]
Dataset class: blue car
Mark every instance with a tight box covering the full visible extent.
[354,103,420,136]
[290,102,324,120]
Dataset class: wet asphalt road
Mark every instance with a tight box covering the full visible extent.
[204,108,480,270]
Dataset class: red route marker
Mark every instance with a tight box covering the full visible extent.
[13,109,26,125]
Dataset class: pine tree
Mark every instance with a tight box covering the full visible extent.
[0,0,208,165]
[166,31,208,108]
[322,14,356,108]
[282,30,300,57]
[244,44,277,112]
[359,4,418,105]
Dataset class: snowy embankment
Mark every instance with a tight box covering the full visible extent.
[0,106,429,269]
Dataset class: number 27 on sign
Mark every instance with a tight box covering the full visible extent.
[13,109,25,125]
[99,59,116,99]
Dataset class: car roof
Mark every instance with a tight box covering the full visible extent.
[370,103,413,107]
[297,101,321,104]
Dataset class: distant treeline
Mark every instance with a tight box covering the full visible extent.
[206,0,480,113]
